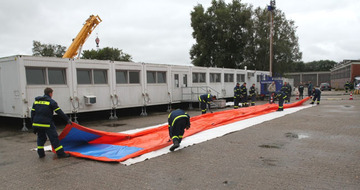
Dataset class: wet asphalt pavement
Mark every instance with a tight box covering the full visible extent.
[0,91,359,190]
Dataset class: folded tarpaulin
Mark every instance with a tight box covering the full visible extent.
[59,97,310,162]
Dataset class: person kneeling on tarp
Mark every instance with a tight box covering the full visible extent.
[310,88,321,105]
[168,109,191,151]
[273,92,287,111]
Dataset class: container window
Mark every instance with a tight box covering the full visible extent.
[210,73,221,83]
[77,69,91,84]
[116,70,127,84]
[94,70,107,84]
[157,72,166,83]
[237,74,245,82]
[183,74,188,87]
[174,74,179,88]
[26,68,46,85]
[199,73,206,83]
[129,71,140,84]
[192,73,198,83]
[225,74,234,82]
[48,68,66,84]
[147,71,156,83]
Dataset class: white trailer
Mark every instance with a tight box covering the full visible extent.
[0,55,270,124]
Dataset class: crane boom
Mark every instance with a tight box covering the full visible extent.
[63,15,102,59]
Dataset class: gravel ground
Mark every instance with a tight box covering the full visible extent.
[0,91,359,190]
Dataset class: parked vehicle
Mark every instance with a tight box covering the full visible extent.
[320,83,331,91]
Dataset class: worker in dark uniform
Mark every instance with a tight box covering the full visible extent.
[249,83,256,106]
[298,82,304,99]
[273,91,287,111]
[286,82,292,103]
[168,109,191,151]
[307,81,313,97]
[199,93,216,114]
[310,88,321,105]
[281,82,289,103]
[31,87,72,158]
[234,83,241,109]
[240,82,247,107]
[344,81,350,93]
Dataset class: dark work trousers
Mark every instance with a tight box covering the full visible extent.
[299,90,303,99]
[241,95,247,107]
[250,95,256,106]
[312,94,321,104]
[200,102,207,114]
[278,97,285,110]
[308,89,312,97]
[168,119,186,144]
[234,96,240,109]
[36,123,66,156]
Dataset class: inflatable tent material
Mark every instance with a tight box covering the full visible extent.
[58,97,310,162]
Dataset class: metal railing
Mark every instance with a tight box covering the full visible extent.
[181,86,220,102]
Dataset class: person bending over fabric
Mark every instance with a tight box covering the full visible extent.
[310,88,321,105]
[168,109,190,151]
[198,93,216,114]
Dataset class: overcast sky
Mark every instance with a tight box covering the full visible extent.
[1,0,359,65]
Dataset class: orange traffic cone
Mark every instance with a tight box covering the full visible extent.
[349,91,353,100]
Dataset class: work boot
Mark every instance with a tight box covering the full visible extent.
[310,102,314,105]
[57,153,71,158]
[276,108,283,111]
[38,149,45,158]
[170,139,180,151]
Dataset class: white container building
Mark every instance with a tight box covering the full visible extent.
[0,55,270,125]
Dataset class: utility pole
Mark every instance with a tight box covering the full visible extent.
[268,0,276,77]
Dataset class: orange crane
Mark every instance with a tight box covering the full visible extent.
[63,15,102,59]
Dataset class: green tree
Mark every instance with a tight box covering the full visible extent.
[304,60,336,72]
[32,41,66,57]
[190,0,253,68]
[82,47,132,61]
[190,0,302,75]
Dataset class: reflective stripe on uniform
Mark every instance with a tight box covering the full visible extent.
[279,106,283,108]
[54,107,60,111]
[34,101,50,105]
[37,146,44,149]
[31,108,35,111]
[171,115,188,127]
[55,145,63,152]
[172,136,179,139]
[33,123,50,127]
[179,135,183,139]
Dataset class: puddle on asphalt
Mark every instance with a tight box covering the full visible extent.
[259,144,283,149]
[259,156,278,166]
[285,132,309,139]
[104,123,126,127]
